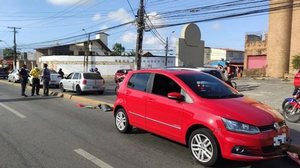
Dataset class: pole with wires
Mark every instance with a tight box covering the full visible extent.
[8,27,21,69]
[165,37,168,68]
[135,0,145,70]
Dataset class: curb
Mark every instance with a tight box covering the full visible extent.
[0,80,114,107]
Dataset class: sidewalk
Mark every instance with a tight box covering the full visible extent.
[0,79,115,108]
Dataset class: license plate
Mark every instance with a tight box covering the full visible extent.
[273,133,287,146]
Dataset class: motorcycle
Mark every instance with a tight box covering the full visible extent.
[282,89,300,123]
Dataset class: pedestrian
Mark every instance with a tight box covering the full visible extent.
[19,64,29,97]
[225,62,233,81]
[42,63,51,96]
[58,68,64,78]
[94,67,101,75]
[29,64,41,96]
[89,68,94,72]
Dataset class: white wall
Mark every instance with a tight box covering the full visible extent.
[39,55,175,75]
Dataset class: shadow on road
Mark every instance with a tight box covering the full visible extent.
[237,84,260,92]
[0,96,60,103]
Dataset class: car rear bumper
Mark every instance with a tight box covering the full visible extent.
[81,86,105,92]
[216,127,290,161]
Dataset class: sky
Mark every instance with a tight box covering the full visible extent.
[0,0,269,55]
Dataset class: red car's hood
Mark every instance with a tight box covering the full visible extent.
[204,96,284,126]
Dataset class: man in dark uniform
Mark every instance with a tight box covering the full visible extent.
[42,63,51,96]
[19,64,29,97]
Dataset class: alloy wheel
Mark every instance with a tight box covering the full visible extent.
[190,134,213,163]
[116,111,127,131]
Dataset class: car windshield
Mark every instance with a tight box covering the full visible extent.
[176,73,243,99]
[83,73,103,79]
[50,70,58,74]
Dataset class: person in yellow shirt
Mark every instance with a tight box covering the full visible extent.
[29,64,41,96]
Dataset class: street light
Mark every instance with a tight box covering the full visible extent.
[165,31,175,67]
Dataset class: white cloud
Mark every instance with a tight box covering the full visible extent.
[47,0,92,6]
[92,13,101,21]
[121,32,136,43]
[108,8,133,23]
[212,22,221,31]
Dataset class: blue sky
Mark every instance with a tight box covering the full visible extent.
[0,0,268,54]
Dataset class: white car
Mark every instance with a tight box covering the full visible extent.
[8,69,20,83]
[29,69,62,88]
[59,72,105,95]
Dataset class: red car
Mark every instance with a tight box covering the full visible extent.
[114,69,289,166]
[294,70,300,87]
[114,69,132,83]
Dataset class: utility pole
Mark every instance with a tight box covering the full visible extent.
[86,33,90,72]
[135,0,145,70]
[165,37,168,68]
[8,27,21,69]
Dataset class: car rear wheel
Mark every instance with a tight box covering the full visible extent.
[189,128,220,167]
[76,85,82,95]
[60,83,65,92]
[115,108,132,133]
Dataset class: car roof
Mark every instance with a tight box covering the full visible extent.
[133,68,204,75]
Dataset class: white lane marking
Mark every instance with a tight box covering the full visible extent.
[74,148,114,168]
[0,103,27,118]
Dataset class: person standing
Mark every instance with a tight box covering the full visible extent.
[94,67,101,75]
[58,68,64,78]
[29,64,41,96]
[19,64,29,97]
[42,63,51,96]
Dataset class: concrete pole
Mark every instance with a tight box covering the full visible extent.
[289,0,300,74]
[267,0,293,78]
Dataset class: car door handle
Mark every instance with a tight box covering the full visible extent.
[148,98,155,102]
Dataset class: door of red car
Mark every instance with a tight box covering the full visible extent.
[125,73,151,128]
[146,74,184,140]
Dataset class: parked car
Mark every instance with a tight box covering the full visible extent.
[59,72,105,95]
[0,68,8,79]
[29,69,61,88]
[114,69,289,167]
[7,69,20,83]
[114,69,132,83]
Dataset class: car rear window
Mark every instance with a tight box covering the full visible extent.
[202,70,223,80]
[83,73,103,79]
[127,73,150,92]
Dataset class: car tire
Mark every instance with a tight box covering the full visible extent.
[188,128,220,167]
[115,108,132,133]
[76,85,82,95]
[60,83,65,92]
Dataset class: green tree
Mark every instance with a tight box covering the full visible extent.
[126,50,136,56]
[292,53,300,70]
[3,48,14,59]
[111,43,125,56]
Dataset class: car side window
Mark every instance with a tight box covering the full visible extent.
[72,73,79,79]
[151,74,181,97]
[127,73,150,92]
[66,73,73,79]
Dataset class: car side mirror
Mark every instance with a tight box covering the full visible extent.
[167,92,184,101]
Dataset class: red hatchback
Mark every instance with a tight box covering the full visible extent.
[114,69,290,166]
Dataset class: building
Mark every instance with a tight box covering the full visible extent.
[204,47,244,64]
[267,0,300,77]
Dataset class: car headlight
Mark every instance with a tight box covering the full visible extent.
[222,118,260,134]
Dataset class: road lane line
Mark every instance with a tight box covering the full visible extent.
[74,148,114,168]
[0,103,27,119]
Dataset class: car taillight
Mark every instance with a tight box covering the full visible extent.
[82,79,87,85]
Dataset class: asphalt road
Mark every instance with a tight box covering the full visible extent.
[0,79,299,168]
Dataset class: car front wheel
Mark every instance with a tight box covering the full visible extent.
[60,83,65,92]
[115,108,132,133]
[189,128,220,167]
